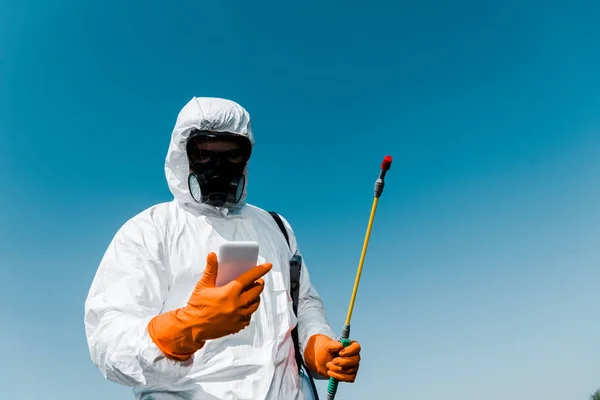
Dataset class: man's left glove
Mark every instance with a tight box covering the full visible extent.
[304,334,362,382]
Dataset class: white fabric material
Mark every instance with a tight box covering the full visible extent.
[84,97,336,400]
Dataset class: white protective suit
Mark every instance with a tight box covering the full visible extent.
[84,97,336,399]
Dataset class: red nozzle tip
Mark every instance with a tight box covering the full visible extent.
[381,155,392,171]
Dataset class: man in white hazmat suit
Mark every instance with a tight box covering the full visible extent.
[84,97,362,399]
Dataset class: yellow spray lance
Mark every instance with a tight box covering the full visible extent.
[327,155,393,400]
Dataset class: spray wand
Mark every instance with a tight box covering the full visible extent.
[326,155,393,400]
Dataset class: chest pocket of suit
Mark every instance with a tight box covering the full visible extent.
[267,269,297,339]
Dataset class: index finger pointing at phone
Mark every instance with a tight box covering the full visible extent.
[230,262,273,292]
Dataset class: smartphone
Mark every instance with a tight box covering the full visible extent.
[215,241,260,287]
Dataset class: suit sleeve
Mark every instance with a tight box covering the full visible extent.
[84,214,193,389]
[278,215,337,367]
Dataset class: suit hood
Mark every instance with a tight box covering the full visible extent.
[164,97,255,211]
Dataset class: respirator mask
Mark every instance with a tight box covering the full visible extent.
[186,130,252,207]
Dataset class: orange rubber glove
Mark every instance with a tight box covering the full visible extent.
[148,252,272,361]
[304,334,362,382]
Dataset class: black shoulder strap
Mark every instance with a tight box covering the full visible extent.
[268,211,320,399]
[268,211,301,366]
[269,211,290,248]
[268,212,300,314]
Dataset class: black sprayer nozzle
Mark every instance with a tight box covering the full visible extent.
[374,155,392,198]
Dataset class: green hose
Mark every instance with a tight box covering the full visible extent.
[326,337,351,399]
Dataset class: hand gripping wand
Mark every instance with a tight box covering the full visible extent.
[326,155,393,400]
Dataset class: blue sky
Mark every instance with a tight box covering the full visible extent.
[1,0,600,399]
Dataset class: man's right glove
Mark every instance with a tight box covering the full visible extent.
[148,252,272,361]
